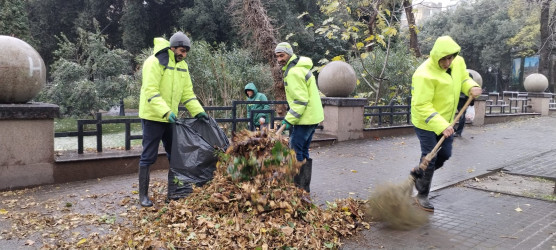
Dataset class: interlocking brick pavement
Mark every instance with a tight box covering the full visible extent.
[1,115,556,249]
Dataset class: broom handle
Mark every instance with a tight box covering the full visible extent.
[424,96,474,161]
[276,123,287,135]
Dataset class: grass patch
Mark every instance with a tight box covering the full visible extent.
[533,177,554,183]
[55,116,142,134]
[540,194,556,201]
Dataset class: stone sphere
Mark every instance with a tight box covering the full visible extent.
[0,36,46,103]
[317,61,357,97]
[524,73,548,92]
[466,69,482,86]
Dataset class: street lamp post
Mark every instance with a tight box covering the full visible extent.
[488,66,498,93]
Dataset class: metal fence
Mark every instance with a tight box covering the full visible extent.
[59,92,552,154]
[485,91,532,114]
[364,97,412,129]
[55,100,288,154]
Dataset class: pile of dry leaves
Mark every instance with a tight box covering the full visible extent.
[3,128,369,249]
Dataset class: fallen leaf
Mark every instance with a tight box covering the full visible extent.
[281,226,294,236]
[77,238,87,246]
[350,170,357,173]
[0,209,7,215]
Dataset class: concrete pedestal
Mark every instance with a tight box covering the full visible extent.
[472,95,488,126]
[527,93,552,116]
[0,103,59,190]
[321,97,367,141]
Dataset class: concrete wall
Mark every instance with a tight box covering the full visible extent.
[0,103,59,190]
[54,151,169,184]
[0,120,54,189]
[321,97,367,141]
[528,93,552,116]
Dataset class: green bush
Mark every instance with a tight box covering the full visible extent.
[186,41,274,106]
[350,43,423,105]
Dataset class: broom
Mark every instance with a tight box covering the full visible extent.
[364,96,474,230]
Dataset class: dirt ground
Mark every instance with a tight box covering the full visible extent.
[461,171,556,201]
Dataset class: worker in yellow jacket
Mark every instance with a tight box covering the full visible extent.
[409,36,482,212]
[275,42,324,193]
[138,31,208,207]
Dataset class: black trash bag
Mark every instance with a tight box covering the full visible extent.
[168,117,229,200]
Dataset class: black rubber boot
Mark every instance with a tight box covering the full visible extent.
[414,170,434,212]
[139,165,153,207]
[415,194,434,212]
[294,159,312,192]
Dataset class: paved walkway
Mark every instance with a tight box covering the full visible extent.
[1,115,555,249]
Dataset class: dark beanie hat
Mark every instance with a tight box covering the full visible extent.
[170,32,191,48]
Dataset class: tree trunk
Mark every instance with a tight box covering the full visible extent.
[551,3,556,93]
[365,0,384,52]
[403,0,421,57]
[538,0,550,79]
[236,0,286,115]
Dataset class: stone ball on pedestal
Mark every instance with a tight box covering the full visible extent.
[0,36,46,103]
[524,73,548,92]
[317,61,357,97]
[466,69,482,86]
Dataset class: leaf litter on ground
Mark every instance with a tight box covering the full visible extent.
[2,128,371,249]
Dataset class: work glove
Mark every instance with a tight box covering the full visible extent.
[166,112,177,123]
[281,120,291,130]
[195,112,209,120]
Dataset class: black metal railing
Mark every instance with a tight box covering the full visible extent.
[55,100,289,154]
[484,91,532,114]
[54,113,141,154]
[363,98,412,129]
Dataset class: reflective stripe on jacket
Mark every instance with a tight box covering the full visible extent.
[411,36,479,134]
[281,54,324,125]
[139,37,204,122]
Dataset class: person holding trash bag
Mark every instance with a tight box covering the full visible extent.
[275,42,324,192]
[409,36,482,212]
[138,31,208,207]
[244,82,270,130]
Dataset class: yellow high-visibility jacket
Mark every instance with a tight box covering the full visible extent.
[281,54,324,125]
[411,36,479,134]
[139,37,204,122]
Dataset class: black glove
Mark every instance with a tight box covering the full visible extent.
[195,112,209,120]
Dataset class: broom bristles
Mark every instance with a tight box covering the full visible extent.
[364,177,429,230]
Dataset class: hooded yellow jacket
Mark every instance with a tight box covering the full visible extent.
[139,37,204,122]
[281,54,324,125]
[411,36,479,134]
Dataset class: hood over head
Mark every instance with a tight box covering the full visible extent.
[152,37,170,55]
[244,82,259,96]
[430,36,461,69]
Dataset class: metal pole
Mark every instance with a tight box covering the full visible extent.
[119,99,125,116]
[494,69,498,93]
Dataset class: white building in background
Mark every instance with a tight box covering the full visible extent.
[401,0,464,26]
